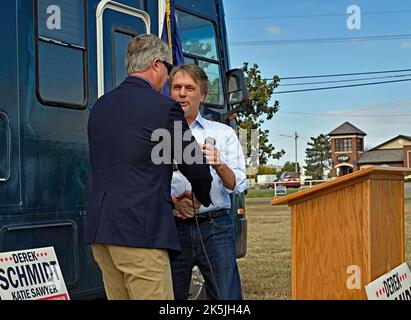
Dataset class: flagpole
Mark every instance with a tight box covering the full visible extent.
[165,0,173,64]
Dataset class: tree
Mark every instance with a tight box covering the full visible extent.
[238,63,285,166]
[280,162,301,175]
[183,40,213,61]
[258,165,278,175]
[304,134,331,180]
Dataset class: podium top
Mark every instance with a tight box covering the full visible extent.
[271,166,411,206]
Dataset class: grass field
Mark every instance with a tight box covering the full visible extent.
[245,188,300,198]
[238,192,411,300]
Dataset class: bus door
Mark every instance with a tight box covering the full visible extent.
[96,0,151,97]
[0,0,21,209]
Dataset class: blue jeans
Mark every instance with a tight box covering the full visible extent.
[170,209,242,300]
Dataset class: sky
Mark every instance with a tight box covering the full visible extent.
[222,0,411,168]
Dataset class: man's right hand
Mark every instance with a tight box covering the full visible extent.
[172,190,201,220]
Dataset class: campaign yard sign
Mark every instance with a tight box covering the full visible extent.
[0,247,70,300]
[275,184,287,196]
[365,262,411,300]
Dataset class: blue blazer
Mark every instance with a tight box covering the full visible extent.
[86,76,212,252]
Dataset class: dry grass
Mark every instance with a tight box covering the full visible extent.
[238,196,411,300]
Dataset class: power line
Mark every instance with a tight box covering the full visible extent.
[274,78,411,94]
[266,68,411,81]
[278,111,411,118]
[278,73,411,87]
[226,10,411,21]
[299,136,311,143]
[230,34,411,46]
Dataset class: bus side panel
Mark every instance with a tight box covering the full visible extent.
[0,0,21,210]
[5,0,103,299]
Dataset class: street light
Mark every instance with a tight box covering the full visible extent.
[280,132,299,173]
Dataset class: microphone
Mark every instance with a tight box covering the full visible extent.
[204,137,216,147]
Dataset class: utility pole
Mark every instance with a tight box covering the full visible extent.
[280,132,299,173]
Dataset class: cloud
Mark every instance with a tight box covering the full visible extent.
[325,99,411,116]
[400,41,411,49]
[267,26,282,37]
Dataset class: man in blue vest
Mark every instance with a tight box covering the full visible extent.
[86,35,212,300]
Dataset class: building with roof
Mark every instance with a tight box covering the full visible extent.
[329,122,411,177]
[329,122,367,177]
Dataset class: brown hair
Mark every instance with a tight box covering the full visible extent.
[169,64,209,96]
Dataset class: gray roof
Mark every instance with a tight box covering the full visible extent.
[358,149,404,164]
[328,122,367,136]
[370,135,411,151]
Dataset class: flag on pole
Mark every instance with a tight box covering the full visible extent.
[161,0,184,66]
[161,0,184,95]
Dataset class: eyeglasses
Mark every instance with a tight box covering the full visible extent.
[161,60,174,75]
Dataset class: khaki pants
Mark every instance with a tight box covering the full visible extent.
[91,244,174,300]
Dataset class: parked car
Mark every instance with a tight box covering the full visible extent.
[266,177,279,189]
[278,172,301,188]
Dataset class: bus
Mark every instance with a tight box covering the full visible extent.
[0,0,248,299]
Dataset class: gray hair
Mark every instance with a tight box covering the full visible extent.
[126,34,170,74]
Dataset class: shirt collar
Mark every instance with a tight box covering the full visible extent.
[190,112,206,130]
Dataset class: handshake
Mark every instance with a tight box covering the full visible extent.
[172,190,201,220]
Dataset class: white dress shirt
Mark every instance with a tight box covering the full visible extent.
[171,113,247,213]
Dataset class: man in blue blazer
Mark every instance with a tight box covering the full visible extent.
[86,34,212,300]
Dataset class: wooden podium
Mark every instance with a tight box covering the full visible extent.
[272,167,411,300]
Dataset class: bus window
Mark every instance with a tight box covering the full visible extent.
[0,115,7,179]
[184,56,196,65]
[37,0,85,47]
[176,10,224,107]
[113,31,134,87]
[36,0,87,108]
[198,61,224,106]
